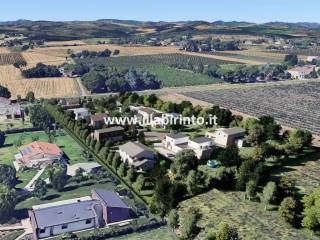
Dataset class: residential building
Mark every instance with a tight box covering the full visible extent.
[59,98,81,109]
[119,141,157,171]
[93,126,124,142]
[207,127,246,148]
[151,113,181,128]
[188,137,214,160]
[137,107,162,120]
[163,133,189,153]
[287,65,316,79]
[70,108,90,121]
[0,97,23,119]
[67,162,103,177]
[162,134,214,160]
[307,56,320,62]
[14,141,65,170]
[90,113,108,129]
[29,189,131,239]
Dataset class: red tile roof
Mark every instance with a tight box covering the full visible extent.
[19,141,63,163]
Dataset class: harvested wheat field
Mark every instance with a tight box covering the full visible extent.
[0,65,23,81]
[30,44,180,58]
[44,40,86,47]
[0,77,80,99]
[22,52,66,67]
[0,47,10,54]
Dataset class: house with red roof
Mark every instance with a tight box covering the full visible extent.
[14,141,65,169]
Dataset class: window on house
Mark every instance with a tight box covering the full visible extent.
[85,219,92,224]
[61,224,68,229]
[39,228,46,234]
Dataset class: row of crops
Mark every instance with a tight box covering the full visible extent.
[78,53,238,68]
[77,53,237,87]
[0,53,25,65]
[184,81,320,135]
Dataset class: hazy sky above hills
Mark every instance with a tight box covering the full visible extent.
[1,0,320,23]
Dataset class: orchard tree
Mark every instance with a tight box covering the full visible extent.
[279,197,298,226]
[180,207,200,239]
[214,222,240,240]
[262,181,277,210]
[167,209,179,230]
[302,187,320,232]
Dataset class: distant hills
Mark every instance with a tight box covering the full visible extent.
[0,19,319,40]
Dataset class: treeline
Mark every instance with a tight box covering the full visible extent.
[22,63,62,78]
[70,49,118,59]
[183,38,240,52]
[81,66,161,93]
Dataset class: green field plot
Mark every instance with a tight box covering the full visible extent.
[0,118,32,131]
[138,65,222,87]
[179,189,314,240]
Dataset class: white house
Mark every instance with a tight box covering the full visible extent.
[151,113,181,128]
[163,133,189,153]
[207,127,246,148]
[307,56,320,62]
[188,137,214,160]
[118,142,157,171]
[162,133,214,160]
[287,65,316,79]
[137,107,162,120]
[70,108,90,121]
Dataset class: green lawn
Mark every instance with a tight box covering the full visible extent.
[0,117,32,131]
[0,130,87,188]
[109,227,178,240]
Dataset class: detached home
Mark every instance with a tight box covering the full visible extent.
[207,127,246,148]
[29,189,131,239]
[162,133,214,160]
[93,126,125,142]
[287,65,316,79]
[90,113,109,129]
[70,108,90,121]
[14,141,65,170]
[0,97,23,119]
[119,142,157,171]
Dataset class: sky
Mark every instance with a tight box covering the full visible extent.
[1,0,320,23]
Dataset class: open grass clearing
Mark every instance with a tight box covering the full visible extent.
[179,189,315,240]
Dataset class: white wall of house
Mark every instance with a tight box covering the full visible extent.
[213,130,229,147]
[38,218,95,239]
[188,140,214,150]
[164,136,189,150]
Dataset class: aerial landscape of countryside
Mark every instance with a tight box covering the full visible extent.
[1,1,320,240]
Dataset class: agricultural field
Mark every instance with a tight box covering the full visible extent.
[183,80,320,136]
[31,44,180,58]
[0,47,10,53]
[22,52,66,67]
[179,189,315,240]
[43,40,86,47]
[0,65,23,81]
[0,77,80,99]
[138,65,222,87]
[0,53,25,65]
[0,65,80,99]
